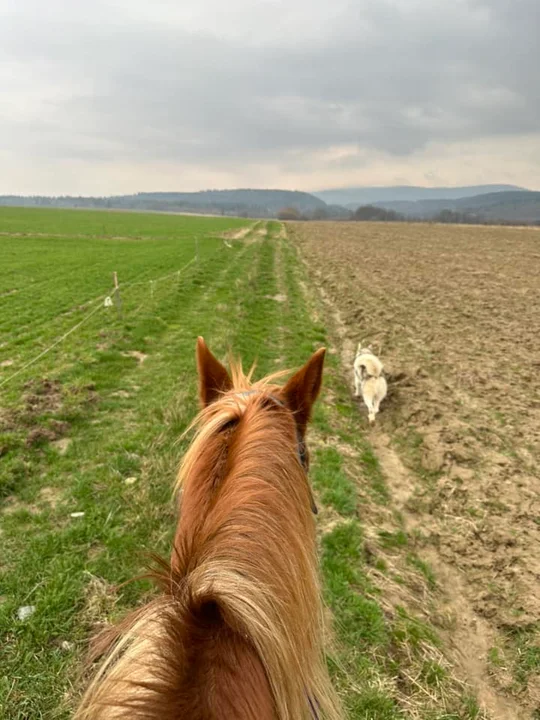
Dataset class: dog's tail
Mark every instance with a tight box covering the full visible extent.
[362,356,383,379]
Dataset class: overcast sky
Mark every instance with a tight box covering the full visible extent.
[1,0,539,195]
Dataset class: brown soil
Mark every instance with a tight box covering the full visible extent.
[291,221,540,718]
[23,378,64,415]
[0,379,97,454]
[122,350,148,364]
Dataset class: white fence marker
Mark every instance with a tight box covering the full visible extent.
[113,271,123,318]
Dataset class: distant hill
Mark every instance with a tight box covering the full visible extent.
[2,187,538,224]
[373,191,540,223]
[0,189,328,219]
[314,184,527,208]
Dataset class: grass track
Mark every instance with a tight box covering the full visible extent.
[1,210,486,719]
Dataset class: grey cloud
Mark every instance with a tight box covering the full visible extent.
[0,0,539,185]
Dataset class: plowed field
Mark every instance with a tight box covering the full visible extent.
[291,220,540,719]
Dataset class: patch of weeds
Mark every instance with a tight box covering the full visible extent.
[312,404,334,434]
[347,689,404,719]
[312,447,357,516]
[406,553,437,589]
[0,456,32,499]
[335,401,355,418]
[378,529,408,550]
[420,659,447,687]
[0,379,99,501]
[460,694,484,719]
[487,645,505,669]
[109,449,141,479]
[391,606,441,653]
[322,522,387,651]
[360,445,389,502]
[494,624,540,692]
[513,631,540,686]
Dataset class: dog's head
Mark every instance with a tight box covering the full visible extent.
[356,341,373,357]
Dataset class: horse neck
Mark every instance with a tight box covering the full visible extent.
[176,617,277,720]
[170,403,321,719]
[174,402,316,574]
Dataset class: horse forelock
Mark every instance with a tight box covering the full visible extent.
[175,360,296,495]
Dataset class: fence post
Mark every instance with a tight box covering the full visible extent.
[113,271,123,318]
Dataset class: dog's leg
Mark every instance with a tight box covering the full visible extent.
[363,395,375,423]
[353,370,361,397]
[373,380,387,422]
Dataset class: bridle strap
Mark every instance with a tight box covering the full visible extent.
[307,694,321,719]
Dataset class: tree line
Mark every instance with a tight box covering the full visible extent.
[277,205,537,226]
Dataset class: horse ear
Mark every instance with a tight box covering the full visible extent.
[282,348,326,436]
[196,337,232,407]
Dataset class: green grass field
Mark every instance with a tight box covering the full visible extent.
[1,208,484,719]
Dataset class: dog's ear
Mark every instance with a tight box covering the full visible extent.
[196,337,232,407]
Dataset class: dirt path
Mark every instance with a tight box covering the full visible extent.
[290,221,540,720]
[372,431,525,720]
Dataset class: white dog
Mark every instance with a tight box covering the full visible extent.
[353,343,387,423]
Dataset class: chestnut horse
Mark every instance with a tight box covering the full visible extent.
[75,338,343,720]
